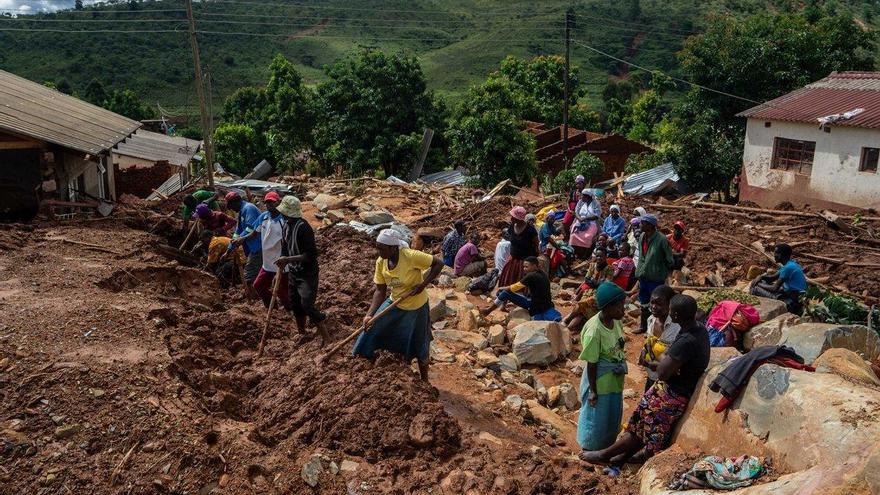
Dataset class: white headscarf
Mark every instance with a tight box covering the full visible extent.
[634,206,647,217]
[377,228,409,248]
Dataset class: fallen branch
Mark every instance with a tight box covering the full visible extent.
[655,201,880,222]
[60,238,123,255]
[800,253,844,265]
[110,441,140,485]
[715,233,776,266]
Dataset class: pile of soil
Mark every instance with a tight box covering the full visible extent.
[315,226,377,329]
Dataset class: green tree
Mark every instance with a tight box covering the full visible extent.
[105,89,156,121]
[83,78,108,106]
[449,109,536,187]
[213,123,264,176]
[55,79,72,95]
[664,94,741,196]
[679,11,876,123]
[75,0,84,9]
[313,49,447,177]
[219,55,315,172]
[546,152,604,193]
[626,89,668,144]
[490,55,587,127]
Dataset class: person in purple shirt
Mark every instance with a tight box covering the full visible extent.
[454,233,487,277]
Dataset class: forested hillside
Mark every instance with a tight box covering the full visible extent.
[1,0,877,114]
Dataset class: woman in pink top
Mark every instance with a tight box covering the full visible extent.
[454,233,486,277]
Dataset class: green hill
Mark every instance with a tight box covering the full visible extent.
[1,0,877,116]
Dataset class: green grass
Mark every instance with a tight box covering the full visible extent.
[0,0,876,115]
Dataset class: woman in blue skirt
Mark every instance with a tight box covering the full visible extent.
[352,229,444,381]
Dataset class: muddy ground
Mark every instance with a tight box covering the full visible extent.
[0,216,636,494]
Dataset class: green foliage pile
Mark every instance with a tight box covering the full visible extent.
[805,287,880,330]
[696,289,760,313]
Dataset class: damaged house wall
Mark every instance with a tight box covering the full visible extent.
[740,119,880,211]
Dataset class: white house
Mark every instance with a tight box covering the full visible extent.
[737,72,880,211]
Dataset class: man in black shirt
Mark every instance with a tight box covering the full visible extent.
[274,196,330,345]
[480,256,561,321]
[579,294,710,466]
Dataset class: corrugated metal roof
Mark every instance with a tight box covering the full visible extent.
[114,129,200,167]
[0,69,140,154]
[737,72,880,129]
[420,169,470,186]
[146,171,186,201]
[595,162,680,196]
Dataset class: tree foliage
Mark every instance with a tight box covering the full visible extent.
[213,123,263,176]
[312,49,447,177]
[105,89,156,121]
[545,152,604,193]
[449,108,536,188]
[679,11,876,123]
[83,78,108,106]
[220,55,314,172]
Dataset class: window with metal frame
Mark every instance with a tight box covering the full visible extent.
[770,137,815,175]
[860,147,879,173]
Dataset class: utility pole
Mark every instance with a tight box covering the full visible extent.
[563,10,572,168]
[185,0,215,187]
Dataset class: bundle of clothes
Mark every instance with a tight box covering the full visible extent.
[709,345,815,412]
[669,455,768,490]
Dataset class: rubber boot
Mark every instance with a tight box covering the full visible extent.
[315,320,330,347]
[636,304,650,334]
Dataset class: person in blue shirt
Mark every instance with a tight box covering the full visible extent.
[442,220,468,267]
[749,243,807,315]
[225,192,263,290]
[602,204,626,244]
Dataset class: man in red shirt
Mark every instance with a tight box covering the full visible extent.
[667,221,689,285]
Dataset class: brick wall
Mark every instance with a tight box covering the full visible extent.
[114,161,178,199]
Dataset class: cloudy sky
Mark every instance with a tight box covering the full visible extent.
[0,0,98,13]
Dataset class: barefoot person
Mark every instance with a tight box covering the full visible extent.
[354,229,444,381]
[274,196,330,344]
[580,294,710,465]
[577,282,628,452]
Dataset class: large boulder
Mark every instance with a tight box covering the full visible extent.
[312,193,346,212]
[511,321,571,366]
[743,313,800,350]
[814,348,880,387]
[751,296,790,322]
[428,293,447,323]
[640,361,880,494]
[359,210,394,225]
[432,330,488,350]
[779,323,880,364]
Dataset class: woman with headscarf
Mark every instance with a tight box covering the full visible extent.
[569,189,602,259]
[577,282,628,452]
[562,175,586,241]
[353,229,444,381]
[498,206,539,287]
[193,203,236,237]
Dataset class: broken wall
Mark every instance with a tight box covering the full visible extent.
[741,119,880,210]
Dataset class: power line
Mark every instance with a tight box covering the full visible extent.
[0,27,186,33]
[0,8,186,14]
[192,18,563,30]
[571,39,763,105]
[199,0,568,15]
[0,17,185,23]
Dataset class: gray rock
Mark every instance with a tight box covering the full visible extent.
[508,307,531,322]
[300,455,324,487]
[779,323,880,364]
[752,296,790,322]
[433,330,488,350]
[476,350,500,367]
[511,321,572,366]
[504,394,524,412]
[557,383,580,410]
[428,296,447,323]
[312,193,345,212]
[488,325,506,346]
[54,424,81,440]
[359,210,394,225]
[498,353,520,371]
[340,460,359,472]
[474,368,489,378]
[326,209,346,223]
[744,313,800,350]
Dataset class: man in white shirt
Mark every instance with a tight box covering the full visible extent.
[232,192,288,308]
[494,230,511,272]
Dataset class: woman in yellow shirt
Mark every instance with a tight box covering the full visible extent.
[353,229,444,381]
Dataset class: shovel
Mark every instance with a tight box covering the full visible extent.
[256,272,284,359]
[314,290,416,365]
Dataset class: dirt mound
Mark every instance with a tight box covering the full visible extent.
[315,226,377,330]
[98,265,219,305]
[411,196,517,251]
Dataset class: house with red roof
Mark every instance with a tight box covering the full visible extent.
[737,72,880,211]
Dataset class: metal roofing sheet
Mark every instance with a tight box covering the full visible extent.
[737,72,880,128]
[419,169,470,186]
[146,172,185,201]
[114,129,200,167]
[0,69,140,154]
[596,162,680,196]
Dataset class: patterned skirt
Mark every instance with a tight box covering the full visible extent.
[625,382,690,455]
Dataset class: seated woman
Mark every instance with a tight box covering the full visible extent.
[480,256,561,322]
[577,282,628,452]
[705,300,759,348]
[580,294,710,466]
[353,229,444,382]
[569,189,602,259]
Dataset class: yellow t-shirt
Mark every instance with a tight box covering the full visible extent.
[207,237,245,265]
[374,248,434,311]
